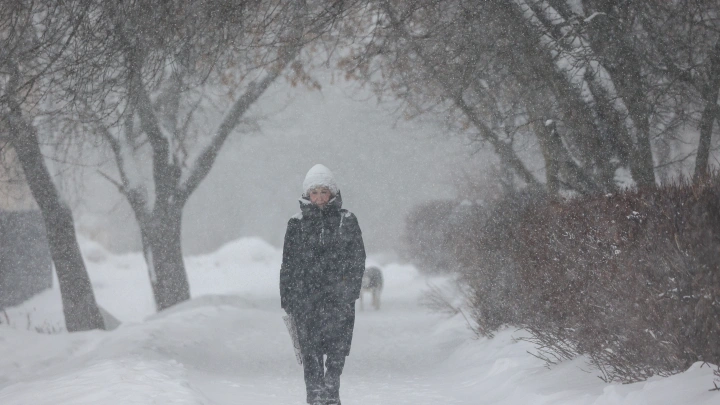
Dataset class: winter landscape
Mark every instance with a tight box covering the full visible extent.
[1,1,720,405]
[1,237,717,405]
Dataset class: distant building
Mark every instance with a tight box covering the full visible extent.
[0,147,53,309]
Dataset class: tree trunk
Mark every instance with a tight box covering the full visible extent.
[8,113,105,332]
[141,204,190,311]
[581,2,657,188]
[693,42,720,182]
[629,128,657,188]
[694,101,719,182]
[532,119,560,197]
[112,2,305,312]
[618,73,657,189]
[526,101,603,195]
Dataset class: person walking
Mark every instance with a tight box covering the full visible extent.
[280,164,366,405]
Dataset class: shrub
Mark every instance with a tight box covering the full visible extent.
[453,187,547,333]
[521,179,719,380]
[430,177,720,382]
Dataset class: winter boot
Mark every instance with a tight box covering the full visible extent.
[323,353,344,405]
[303,352,325,404]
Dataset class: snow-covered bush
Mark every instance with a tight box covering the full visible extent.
[513,178,720,382]
[453,188,548,335]
[441,177,720,383]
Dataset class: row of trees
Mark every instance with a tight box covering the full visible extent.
[0,0,353,331]
[4,0,720,332]
[339,0,720,193]
[380,0,720,381]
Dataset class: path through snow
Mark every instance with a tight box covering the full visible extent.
[0,238,717,405]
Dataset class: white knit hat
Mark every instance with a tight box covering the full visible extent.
[303,164,339,196]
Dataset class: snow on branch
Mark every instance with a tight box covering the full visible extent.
[584,12,606,23]
[513,0,638,143]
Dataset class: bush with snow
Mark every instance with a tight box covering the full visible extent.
[416,177,720,383]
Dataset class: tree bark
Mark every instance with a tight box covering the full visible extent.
[8,110,105,332]
[526,100,603,195]
[694,42,720,182]
[583,4,657,188]
[520,0,656,188]
[694,99,719,182]
[532,118,560,197]
[629,129,657,188]
[605,57,657,189]
[141,203,190,311]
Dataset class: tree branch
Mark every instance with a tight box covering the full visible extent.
[380,0,540,186]
[178,58,295,202]
[177,1,308,202]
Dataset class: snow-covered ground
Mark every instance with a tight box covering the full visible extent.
[0,238,717,404]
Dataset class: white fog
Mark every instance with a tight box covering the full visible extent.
[72,68,495,255]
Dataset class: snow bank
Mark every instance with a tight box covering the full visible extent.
[432,326,719,405]
[0,237,717,405]
[0,358,207,405]
[3,237,283,326]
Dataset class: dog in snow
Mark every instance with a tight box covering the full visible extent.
[360,266,383,310]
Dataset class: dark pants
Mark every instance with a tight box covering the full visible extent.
[295,302,355,404]
[302,351,346,403]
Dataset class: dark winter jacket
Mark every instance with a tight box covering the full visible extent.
[280,193,366,356]
[280,193,366,313]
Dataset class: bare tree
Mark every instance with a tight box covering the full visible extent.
[336,1,617,193]
[634,0,720,182]
[0,0,105,331]
[335,0,720,191]
[72,0,316,310]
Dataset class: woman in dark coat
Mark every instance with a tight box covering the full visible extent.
[280,164,366,405]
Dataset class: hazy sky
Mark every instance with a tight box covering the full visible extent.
[72,68,495,256]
